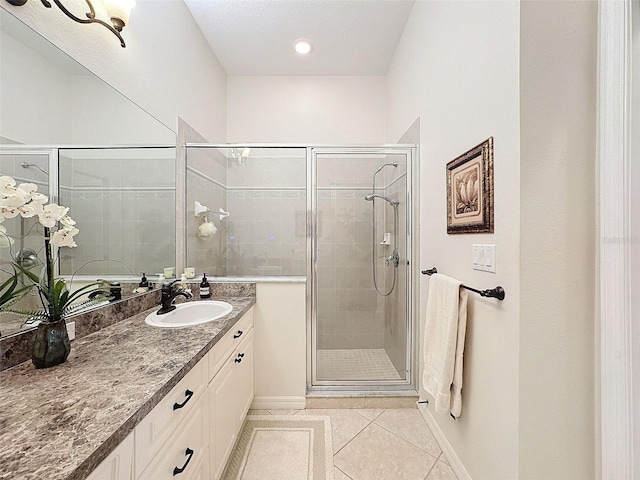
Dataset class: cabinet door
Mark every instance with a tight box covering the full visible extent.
[235,328,255,428]
[86,431,133,480]
[210,356,238,480]
[138,397,208,480]
[135,361,205,478]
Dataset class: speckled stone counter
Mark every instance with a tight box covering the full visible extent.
[0,293,256,480]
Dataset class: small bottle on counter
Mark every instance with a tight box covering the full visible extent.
[133,273,150,294]
[200,273,211,299]
[179,273,191,293]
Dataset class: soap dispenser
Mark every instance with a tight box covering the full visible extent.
[139,273,149,289]
[199,273,211,299]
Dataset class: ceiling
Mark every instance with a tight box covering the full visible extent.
[183,0,415,76]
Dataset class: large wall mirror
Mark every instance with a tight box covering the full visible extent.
[0,9,176,338]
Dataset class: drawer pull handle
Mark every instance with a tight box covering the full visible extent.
[235,353,244,363]
[173,389,194,410]
[173,448,194,476]
[233,330,243,338]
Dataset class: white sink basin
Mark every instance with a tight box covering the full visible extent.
[145,300,233,328]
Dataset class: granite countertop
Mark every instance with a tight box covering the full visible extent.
[0,295,256,480]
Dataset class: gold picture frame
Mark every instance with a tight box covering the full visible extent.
[446,137,494,234]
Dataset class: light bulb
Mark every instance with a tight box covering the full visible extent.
[293,39,314,55]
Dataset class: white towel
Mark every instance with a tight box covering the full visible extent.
[422,273,468,417]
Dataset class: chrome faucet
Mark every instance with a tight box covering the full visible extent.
[157,280,193,315]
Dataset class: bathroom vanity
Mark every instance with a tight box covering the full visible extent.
[0,291,256,480]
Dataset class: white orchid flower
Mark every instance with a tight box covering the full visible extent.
[60,215,76,227]
[0,194,28,208]
[30,192,48,204]
[0,176,17,197]
[38,204,69,228]
[0,224,14,248]
[18,202,44,218]
[17,183,38,200]
[50,226,78,248]
[0,206,20,218]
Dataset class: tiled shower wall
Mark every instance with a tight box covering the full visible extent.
[315,155,408,358]
[316,187,385,350]
[186,146,227,277]
[59,152,175,276]
[186,148,307,276]
[383,162,408,376]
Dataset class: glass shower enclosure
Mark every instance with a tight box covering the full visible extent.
[310,147,415,389]
[183,144,416,391]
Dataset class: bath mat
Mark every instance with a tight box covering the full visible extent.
[222,415,334,480]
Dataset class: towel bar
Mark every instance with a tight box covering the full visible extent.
[421,267,505,301]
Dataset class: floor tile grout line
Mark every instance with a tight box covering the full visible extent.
[332,415,375,457]
[423,455,440,480]
[353,408,384,422]
[371,417,442,458]
[335,465,354,480]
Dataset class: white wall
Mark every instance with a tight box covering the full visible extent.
[1,0,227,143]
[386,2,521,479]
[253,282,307,404]
[226,76,385,144]
[519,2,597,479]
[631,0,640,475]
[387,1,597,479]
[0,30,72,144]
[70,75,174,145]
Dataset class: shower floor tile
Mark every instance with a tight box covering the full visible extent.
[316,349,401,381]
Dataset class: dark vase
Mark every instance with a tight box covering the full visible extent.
[32,318,71,369]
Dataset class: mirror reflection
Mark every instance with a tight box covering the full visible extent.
[59,147,176,277]
[0,9,177,337]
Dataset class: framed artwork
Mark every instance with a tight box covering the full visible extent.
[446,137,494,234]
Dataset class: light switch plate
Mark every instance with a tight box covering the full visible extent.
[472,244,496,273]
[484,244,496,273]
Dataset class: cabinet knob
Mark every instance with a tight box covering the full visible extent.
[233,330,243,339]
[173,389,194,410]
[235,353,244,363]
[173,447,194,476]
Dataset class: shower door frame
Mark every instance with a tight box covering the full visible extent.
[307,145,418,392]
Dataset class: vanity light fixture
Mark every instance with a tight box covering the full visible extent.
[4,0,135,48]
[293,39,314,55]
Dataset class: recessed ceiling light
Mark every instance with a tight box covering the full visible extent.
[293,39,314,55]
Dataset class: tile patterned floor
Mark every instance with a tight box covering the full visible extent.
[247,408,459,480]
[316,349,402,381]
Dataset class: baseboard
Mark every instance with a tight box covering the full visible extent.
[251,395,307,410]
[417,403,472,480]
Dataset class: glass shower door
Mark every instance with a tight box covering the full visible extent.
[311,148,413,387]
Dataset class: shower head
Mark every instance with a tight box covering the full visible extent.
[364,193,399,206]
[20,162,48,175]
[374,162,398,175]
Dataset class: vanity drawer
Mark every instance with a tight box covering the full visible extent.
[135,360,205,478]
[208,307,254,382]
[138,396,208,480]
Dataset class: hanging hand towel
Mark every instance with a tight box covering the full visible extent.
[422,273,468,417]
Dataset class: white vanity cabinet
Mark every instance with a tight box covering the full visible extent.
[85,306,255,480]
[86,431,134,480]
[209,309,255,480]
[135,361,207,478]
[137,396,209,480]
